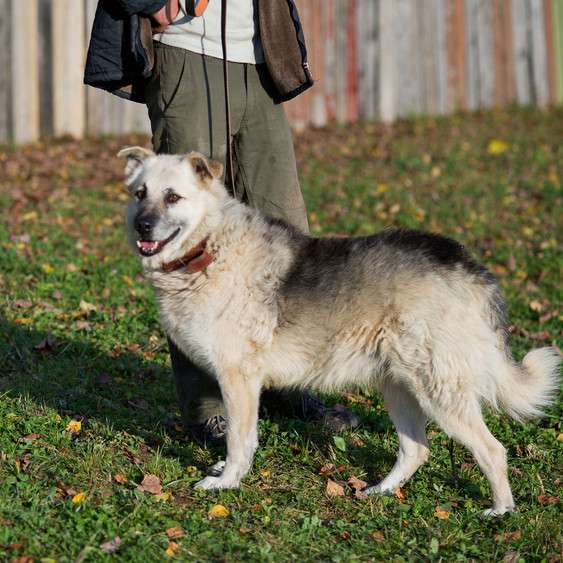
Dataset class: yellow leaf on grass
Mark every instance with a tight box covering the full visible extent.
[208,504,230,518]
[487,139,509,155]
[376,183,388,193]
[154,492,172,502]
[42,263,54,274]
[65,420,81,434]
[260,469,270,478]
[22,211,39,221]
[79,300,97,314]
[165,541,180,557]
[72,492,86,504]
[186,466,198,476]
[14,317,32,325]
[434,506,450,520]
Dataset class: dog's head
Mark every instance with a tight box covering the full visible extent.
[118,147,224,266]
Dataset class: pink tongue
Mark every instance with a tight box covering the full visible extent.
[140,241,159,251]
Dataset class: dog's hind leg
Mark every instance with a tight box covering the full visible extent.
[195,368,261,490]
[365,381,429,496]
[433,403,515,516]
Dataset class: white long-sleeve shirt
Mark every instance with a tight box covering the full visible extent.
[154,0,264,64]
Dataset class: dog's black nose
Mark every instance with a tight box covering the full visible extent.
[135,215,154,236]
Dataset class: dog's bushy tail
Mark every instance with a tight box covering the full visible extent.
[496,347,561,421]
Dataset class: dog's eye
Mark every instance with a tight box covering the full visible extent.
[165,192,181,205]
[135,187,147,201]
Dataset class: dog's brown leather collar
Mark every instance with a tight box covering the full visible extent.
[161,237,214,274]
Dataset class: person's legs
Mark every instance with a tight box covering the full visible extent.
[232,64,308,232]
[146,44,248,431]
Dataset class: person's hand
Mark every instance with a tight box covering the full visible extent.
[151,0,180,33]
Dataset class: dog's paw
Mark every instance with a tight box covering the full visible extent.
[194,475,239,491]
[207,460,226,477]
[482,505,515,517]
[363,484,396,497]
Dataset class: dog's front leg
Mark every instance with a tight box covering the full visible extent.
[195,368,261,490]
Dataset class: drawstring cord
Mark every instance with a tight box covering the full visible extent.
[221,0,235,198]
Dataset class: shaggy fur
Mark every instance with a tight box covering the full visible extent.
[118,147,561,516]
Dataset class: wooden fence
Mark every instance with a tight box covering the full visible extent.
[1,0,562,145]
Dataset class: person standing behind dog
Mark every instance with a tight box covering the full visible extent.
[85,0,358,443]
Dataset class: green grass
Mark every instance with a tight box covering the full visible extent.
[0,108,561,562]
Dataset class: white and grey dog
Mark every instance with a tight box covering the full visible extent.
[118,147,560,516]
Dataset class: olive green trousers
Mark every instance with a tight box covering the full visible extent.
[145,42,309,424]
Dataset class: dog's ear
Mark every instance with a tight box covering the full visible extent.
[187,152,223,184]
[117,146,154,182]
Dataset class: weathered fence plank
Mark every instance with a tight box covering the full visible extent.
[11,1,40,145]
[397,0,422,116]
[0,0,12,143]
[512,0,532,104]
[544,0,556,102]
[492,0,515,106]
[52,0,86,137]
[357,0,379,120]
[1,0,562,144]
[530,0,550,106]
[553,0,563,102]
[446,0,467,111]
[379,0,399,122]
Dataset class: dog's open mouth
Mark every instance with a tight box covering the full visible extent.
[136,228,180,257]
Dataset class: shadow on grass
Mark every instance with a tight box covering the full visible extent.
[0,314,401,475]
[1,315,481,501]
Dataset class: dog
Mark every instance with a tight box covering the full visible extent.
[118,146,560,516]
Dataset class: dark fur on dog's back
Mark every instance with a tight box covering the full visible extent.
[277,225,496,287]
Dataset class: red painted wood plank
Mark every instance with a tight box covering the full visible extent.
[492,0,515,106]
[445,0,466,110]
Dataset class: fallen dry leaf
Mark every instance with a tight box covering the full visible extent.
[113,473,128,484]
[502,551,520,563]
[394,488,407,501]
[165,541,180,557]
[72,492,86,504]
[347,476,368,499]
[239,527,252,535]
[495,530,522,543]
[487,139,509,154]
[33,333,57,353]
[326,479,346,498]
[370,530,385,542]
[100,536,122,554]
[208,504,230,518]
[20,433,40,442]
[65,420,81,434]
[537,494,559,505]
[137,474,162,495]
[13,299,33,308]
[79,300,97,314]
[434,506,450,520]
[166,526,184,539]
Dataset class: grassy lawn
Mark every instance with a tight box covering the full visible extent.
[0,107,561,562]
